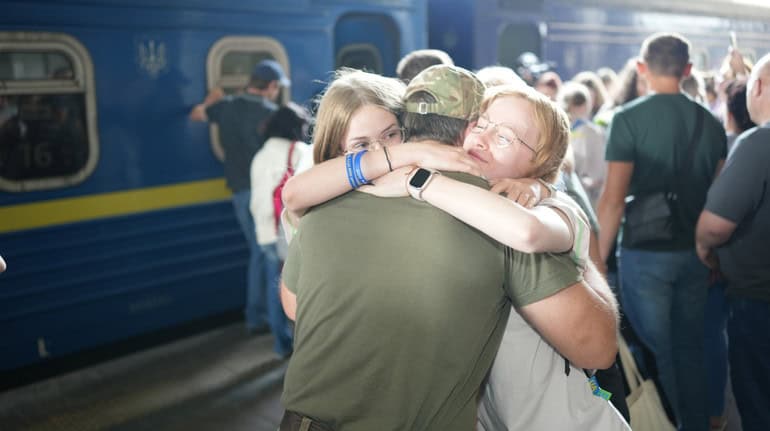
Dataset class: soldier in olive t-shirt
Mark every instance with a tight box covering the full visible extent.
[281,173,580,431]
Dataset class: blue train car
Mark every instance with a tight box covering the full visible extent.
[0,0,426,379]
[430,0,770,80]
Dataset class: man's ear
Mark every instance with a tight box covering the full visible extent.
[462,120,478,146]
[681,62,693,78]
[635,60,646,76]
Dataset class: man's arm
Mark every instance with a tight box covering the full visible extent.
[280,280,297,321]
[518,261,619,370]
[695,210,737,269]
[189,87,225,122]
[597,161,633,263]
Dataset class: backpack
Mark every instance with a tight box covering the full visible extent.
[272,140,296,233]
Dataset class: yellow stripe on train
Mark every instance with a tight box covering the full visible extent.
[0,178,232,234]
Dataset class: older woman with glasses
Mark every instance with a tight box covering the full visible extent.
[371,84,592,264]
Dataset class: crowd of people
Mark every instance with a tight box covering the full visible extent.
[189,31,769,431]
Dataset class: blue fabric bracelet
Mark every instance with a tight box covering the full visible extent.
[345,152,359,189]
[353,150,369,186]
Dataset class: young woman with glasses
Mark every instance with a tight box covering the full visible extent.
[280,68,482,225]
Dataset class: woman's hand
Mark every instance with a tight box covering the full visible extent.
[358,166,413,197]
[390,141,482,177]
[489,177,547,208]
[728,47,747,77]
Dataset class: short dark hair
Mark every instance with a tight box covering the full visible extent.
[396,49,454,84]
[401,91,467,145]
[725,80,756,133]
[264,102,311,141]
[248,77,272,90]
[641,33,691,78]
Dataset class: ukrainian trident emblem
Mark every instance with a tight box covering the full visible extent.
[138,39,167,78]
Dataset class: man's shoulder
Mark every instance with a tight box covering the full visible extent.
[236,93,277,109]
[621,93,690,114]
[303,191,405,218]
[741,125,770,142]
[616,94,651,115]
[730,127,770,158]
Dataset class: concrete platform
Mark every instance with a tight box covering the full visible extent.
[0,324,287,431]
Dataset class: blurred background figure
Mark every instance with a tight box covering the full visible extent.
[572,71,611,119]
[598,32,727,431]
[719,47,752,81]
[515,51,553,87]
[190,59,290,336]
[723,79,756,155]
[535,70,563,101]
[249,102,313,358]
[396,49,454,83]
[696,52,770,431]
[681,68,707,104]
[558,81,606,207]
[595,57,648,129]
[476,65,527,88]
[702,71,724,120]
[597,66,619,96]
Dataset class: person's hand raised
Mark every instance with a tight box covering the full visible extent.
[489,177,547,208]
[392,141,482,177]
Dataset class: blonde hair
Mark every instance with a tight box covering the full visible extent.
[481,85,570,182]
[312,69,406,164]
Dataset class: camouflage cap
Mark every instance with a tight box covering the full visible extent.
[404,65,485,120]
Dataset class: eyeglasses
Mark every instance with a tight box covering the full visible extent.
[347,126,405,153]
[471,116,536,153]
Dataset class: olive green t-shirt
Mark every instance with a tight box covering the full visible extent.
[281,173,581,430]
[605,93,726,250]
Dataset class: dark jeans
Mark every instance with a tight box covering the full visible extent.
[704,281,728,417]
[728,296,770,431]
[232,190,268,330]
[619,248,709,431]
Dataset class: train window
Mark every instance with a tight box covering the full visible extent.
[498,23,542,70]
[336,44,383,74]
[205,36,290,161]
[0,33,98,192]
[0,51,73,80]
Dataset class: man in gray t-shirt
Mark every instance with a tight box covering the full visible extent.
[695,52,770,431]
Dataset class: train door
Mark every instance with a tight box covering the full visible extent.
[204,37,289,161]
[497,22,542,71]
[334,13,400,76]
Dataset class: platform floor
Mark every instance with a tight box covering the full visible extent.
[0,324,287,431]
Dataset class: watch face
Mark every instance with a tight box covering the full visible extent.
[409,168,432,188]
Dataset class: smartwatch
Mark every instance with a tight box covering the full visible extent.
[407,168,440,201]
